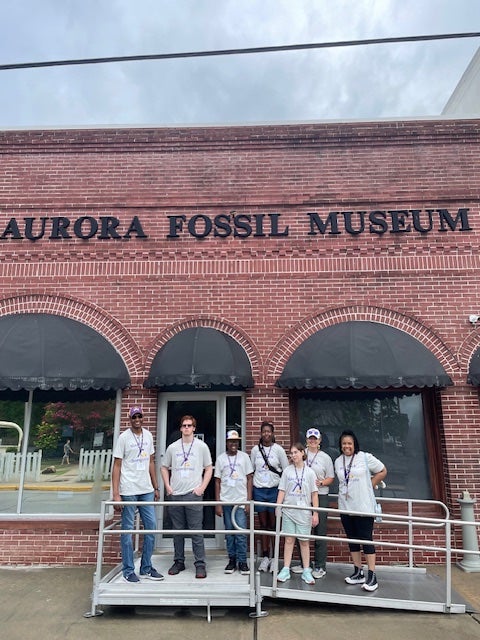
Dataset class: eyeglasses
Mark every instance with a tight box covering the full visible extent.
[181,424,194,428]
[131,415,143,420]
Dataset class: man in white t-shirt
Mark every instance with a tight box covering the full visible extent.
[215,430,253,575]
[161,415,213,579]
[112,405,163,584]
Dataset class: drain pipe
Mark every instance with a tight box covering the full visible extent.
[457,490,480,572]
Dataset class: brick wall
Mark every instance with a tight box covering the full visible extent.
[0,520,119,566]
[0,119,479,564]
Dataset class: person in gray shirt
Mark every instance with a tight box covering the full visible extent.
[161,415,213,579]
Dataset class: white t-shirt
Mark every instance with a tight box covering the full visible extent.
[214,450,253,503]
[163,437,212,496]
[250,442,289,488]
[112,427,155,496]
[335,451,384,514]
[278,463,318,526]
[305,449,334,496]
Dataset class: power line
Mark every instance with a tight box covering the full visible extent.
[1,32,479,71]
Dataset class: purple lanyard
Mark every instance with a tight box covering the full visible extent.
[343,454,355,487]
[131,430,144,457]
[307,451,319,468]
[293,464,305,492]
[181,440,194,465]
[227,454,237,477]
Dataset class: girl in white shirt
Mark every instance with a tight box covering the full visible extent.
[276,442,319,585]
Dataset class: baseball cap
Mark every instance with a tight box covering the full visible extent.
[226,429,241,440]
[129,405,143,418]
[306,428,321,439]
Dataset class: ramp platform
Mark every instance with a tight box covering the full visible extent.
[90,552,257,621]
[89,553,468,619]
[87,498,474,620]
[260,562,468,614]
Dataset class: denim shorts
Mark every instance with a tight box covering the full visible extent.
[253,486,278,513]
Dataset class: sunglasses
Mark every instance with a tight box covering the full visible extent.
[131,415,143,420]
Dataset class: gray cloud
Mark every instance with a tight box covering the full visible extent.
[0,0,479,128]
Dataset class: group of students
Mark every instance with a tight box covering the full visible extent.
[249,421,387,592]
[252,421,334,587]
[112,407,387,593]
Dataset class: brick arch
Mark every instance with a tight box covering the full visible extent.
[145,316,261,381]
[267,305,460,383]
[457,328,480,377]
[0,294,143,378]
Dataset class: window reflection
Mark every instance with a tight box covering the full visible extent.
[0,393,116,514]
[297,390,432,499]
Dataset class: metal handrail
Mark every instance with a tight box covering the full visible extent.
[90,497,479,616]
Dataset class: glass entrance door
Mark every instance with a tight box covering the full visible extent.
[156,392,244,548]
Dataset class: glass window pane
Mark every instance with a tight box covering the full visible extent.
[0,398,25,513]
[226,395,242,436]
[0,392,116,514]
[297,390,431,499]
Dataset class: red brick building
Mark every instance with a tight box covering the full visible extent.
[0,119,479,565]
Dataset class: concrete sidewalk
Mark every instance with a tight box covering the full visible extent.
[0,566,479,640]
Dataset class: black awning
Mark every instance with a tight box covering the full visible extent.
[467,348,480,385]
[0,313,130,391]
[276,321,452,390]
[144,327,254,389]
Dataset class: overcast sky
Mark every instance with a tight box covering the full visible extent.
[1,0,479,129]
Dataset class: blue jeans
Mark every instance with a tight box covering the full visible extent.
[223,505,248,563]
[168,492,206,567]
[120,491,156,577]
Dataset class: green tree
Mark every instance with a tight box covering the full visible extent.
[33,419,60,451]
[34,400,115,450]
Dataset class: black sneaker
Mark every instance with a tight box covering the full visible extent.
[140,567,165,581]
[362,571,378,592]
[195,565,207,579]
[238,562,250,575]
[122,572,140,583]
[224,559,236,574]
[168,561,186,575]
[345,567,365,584]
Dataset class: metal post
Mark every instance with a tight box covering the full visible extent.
[248,570,268,618]
[16,391,33,514]
[457,490,480,572]
[445,519,452,611]
[84,500,106,617]
[407,499,413,568]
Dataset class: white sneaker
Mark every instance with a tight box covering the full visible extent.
[291,564,303,574]
[268,558,276,572]
[362,572,378,592]
[345,568,365,584]
[258,556,270,572]
[312,567,326,579]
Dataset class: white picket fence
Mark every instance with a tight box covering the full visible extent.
[0,450,42,482]
[78,448,112,481]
